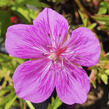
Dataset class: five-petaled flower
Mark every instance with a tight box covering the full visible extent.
[5,8,100,105]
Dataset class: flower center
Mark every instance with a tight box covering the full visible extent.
[48,47,67,61]
[48,53,56,60]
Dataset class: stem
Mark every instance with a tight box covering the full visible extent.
[75,0,91,24]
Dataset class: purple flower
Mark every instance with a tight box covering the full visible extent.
[5,8,100,105]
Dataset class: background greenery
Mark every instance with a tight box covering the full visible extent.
[0,0,109,109]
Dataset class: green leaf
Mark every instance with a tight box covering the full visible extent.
[26,0,48,8]
[92,15,109,25]
[11,6,38,23]
[100,43,104,60]
[14,0,48,8]
[88,23,97,30]
[79,10,87,27]
[0,92,16,107]
[0,70,13,83]
[20,99,25,109]
[0,22,1,37]
[0,10,12,39]
[0,0,12,7]
[0,53,25,79]
[47,96,62,109]
[52,0,62,4]
[101,74,108,85]
[5,95,17,109]
[97,25,109,32]
[97,1,109,15]
[98,7,107,15]
[26,101,35,109]
[105,69,109,75]
[0,86,13,96]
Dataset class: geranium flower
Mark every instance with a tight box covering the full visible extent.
[5,8,100,104]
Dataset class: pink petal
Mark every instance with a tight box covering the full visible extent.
[5,24,50,59]
[33,8,68,48]
[64,27,100,67]
[13,58,55,103]
[56,61,90,104]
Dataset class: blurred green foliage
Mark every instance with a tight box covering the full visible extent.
[0,0,109,109]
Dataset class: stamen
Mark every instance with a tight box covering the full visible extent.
[48,47,67,62]
[48,53,56,60]
[56,46,67,57]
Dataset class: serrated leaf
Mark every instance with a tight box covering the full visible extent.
[47,96,62,109]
